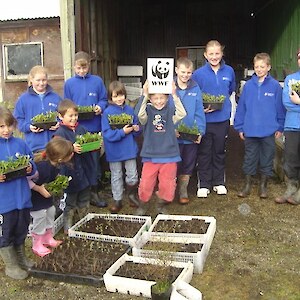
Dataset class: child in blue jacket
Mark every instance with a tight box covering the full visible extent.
[101,81,141,213]
[234,53,285,198]
[64,51,108,207]
[174,57,206,204]
[14,65,61,152]
[192,40,236,198]
[0,106,36,280]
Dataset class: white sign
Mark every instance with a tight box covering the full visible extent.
[147,58,174,94]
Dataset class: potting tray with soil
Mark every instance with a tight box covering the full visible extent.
[78,111,95,120]
[103,253,193,298]
[31,121,57,130]
[148,215,216,253]
[3,166,28,181]
[68,213,152,247]
[30,237,129,286]
[133,232,208,274]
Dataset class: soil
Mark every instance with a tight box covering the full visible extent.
[1,127,300,299]
[143,241,202,253]
[78,216,146,238]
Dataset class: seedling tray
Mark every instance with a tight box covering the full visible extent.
[178,132,200,142]
[68,213,152,247]
[3,166,27,181]
[31,121,57,130]
[103,253,193,298]
[80,140,101,153]
[109,123,132,130]
[133,232,208,274]
[78,111,95,120]
[203,102,224,110]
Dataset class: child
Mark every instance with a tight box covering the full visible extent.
[234,53,285,198]
[174,57,206,204]
[192,40,236,197]
[14,65,61,153]
[275,48,300,204]
[134,81,186,215]
[64,51,108,207]
[54,99,98,233]
[0,106,36,280]
[101,81,141,213]
[28,137,74,257]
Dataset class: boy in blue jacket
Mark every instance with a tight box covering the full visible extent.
[64,51,108,207]
[0,106,36,280]
[234,53,285,198]
[174,57,206,204]
[275,48,300,204]
[101,81,141,213]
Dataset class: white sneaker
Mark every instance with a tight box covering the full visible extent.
[197,188,210,198]
[213,185,227,195]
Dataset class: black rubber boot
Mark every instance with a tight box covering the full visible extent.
[90,185,107,208]
[127,184,140,208]
[237,175,252,198]
[259,175,268,199]
[14,243,34,270]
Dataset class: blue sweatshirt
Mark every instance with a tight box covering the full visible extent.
[64,73,108,132]
[54,124,96,192]
[174,77,206,144]
[0,136,36,214]
[192,60,236,123]
[282,70,300,131]
[31,160,57,212]
[101,104,141,162]
[234,74,285,137]
[14,85,61,152]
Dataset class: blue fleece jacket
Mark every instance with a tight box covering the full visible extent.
[0,136,36,214]
[14,85,61,152]
[234,74,285,137]
[174,77,206,144]
[101,104,141,162]
[54,124,96,192]
[192,60,236,123]
[64,73,108,132]
[282,70,300,131]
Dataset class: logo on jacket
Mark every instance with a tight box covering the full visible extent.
[264,92,274,97]
[152,114,166,131]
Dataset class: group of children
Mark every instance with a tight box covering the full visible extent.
[0,41,299,280]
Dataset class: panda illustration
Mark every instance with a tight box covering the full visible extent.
[152,60,170,79]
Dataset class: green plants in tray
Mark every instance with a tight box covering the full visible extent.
[31,111,58,129]
[202,93,225,110]
[75,132,102,153]
[0,154,31,181]
[108,113,133,129]
[45,175,71,197]
[77,105,95,120]
[177,121,201,142]
[291,81,300,97]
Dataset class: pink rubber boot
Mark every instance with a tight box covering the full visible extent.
[42,228,62,248]
[31,233,51,257]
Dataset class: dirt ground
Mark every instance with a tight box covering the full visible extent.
[1,127,300,300]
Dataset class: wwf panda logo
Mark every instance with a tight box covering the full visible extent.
[152,61,170,79]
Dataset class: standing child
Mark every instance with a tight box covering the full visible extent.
[0,106,36,280]
[134,81,186,215]
[64,51,108,207]
[14,65,61,152]
[192,40,236,197]
[28,137,74,257]
[54,99,98,233]
[174,57,206,204]
[275,48,300,204]
[101,81,141,213]
[234,53,285,198]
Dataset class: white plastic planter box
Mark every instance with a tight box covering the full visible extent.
[132,232,207,274]
[148,215,216,253]
[68,213,151,247]
[171,280,202,300]
[103,253,193,298]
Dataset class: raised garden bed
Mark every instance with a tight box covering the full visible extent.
[68,213,152,247]
[103,253,193,298]
[30,238,129,286]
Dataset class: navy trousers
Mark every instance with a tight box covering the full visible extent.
[178,143,198,175]
[242,135,275,176]
[197,120,229,189]
[0,208,30,248]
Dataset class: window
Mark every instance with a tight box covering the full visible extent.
[2,42,43,81]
